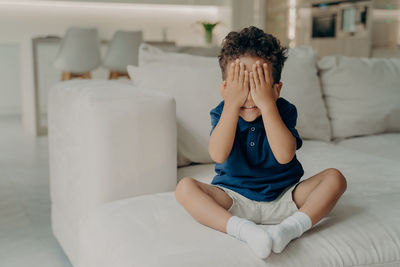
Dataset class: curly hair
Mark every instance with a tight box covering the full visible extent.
[218,26,288,84]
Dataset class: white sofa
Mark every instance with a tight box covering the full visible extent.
[48,45,400,267]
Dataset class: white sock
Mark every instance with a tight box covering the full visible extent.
[226,216,272,259]
[266,211,312,253]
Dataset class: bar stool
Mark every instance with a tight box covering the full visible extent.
[103,30,143,80]
[54,27,101,81]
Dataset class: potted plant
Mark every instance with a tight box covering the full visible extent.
[199,21,220,45]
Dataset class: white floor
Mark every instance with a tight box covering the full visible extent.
[0,115,72,267]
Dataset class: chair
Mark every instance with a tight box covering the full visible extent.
[54,27,101,81]
[103,30,143,80]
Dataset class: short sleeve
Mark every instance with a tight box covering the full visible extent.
[210,101,223,136]
[280,102,302,150]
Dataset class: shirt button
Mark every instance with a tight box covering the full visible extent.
[250,142,255,147]
[250,127,256,131]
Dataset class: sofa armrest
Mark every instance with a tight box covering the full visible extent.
[48,79,177,221]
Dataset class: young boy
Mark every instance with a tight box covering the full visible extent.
[175,26,347,259]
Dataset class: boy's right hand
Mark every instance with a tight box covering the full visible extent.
[219,59,249,109]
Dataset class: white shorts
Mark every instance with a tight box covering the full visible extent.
[212,181,302,225]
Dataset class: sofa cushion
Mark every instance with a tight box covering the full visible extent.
[143,44,332,142]
[79,140,400,267]
[138,42,219,67]
[129,45,332,166]
[280,46,331,142]
[318,56,400,139]
[127,63,221,166]
[139,44,331,143]
[334,133,400,162]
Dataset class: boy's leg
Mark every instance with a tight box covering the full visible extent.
[175,177,273,259]
[175,177,234,233]
[267,168,347,253]
[292,168,347,226]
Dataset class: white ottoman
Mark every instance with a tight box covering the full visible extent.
[77,187,400,267]
[78,191,266,267]
[48,80,177,266]
[77,143,400,267]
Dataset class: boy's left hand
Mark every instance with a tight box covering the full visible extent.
[249,61,279,110]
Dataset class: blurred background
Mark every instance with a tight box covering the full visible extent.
[1,0,399,135]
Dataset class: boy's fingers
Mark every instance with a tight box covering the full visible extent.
[234,59,240,82]
[263,63,271,86]
[252,64,260,87]
[269,64,274,84]
[228,62,235,82]
[249,71,255,90]
[256,61,265,85]
[244,70,249,88]
[238,62,244,84]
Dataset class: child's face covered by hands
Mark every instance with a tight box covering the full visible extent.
[219,56,282,122]
[219,58,250,110]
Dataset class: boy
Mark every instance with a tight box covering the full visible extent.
[175,26,347,259]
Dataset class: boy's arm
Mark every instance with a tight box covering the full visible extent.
[209,103,240,163]
[209,59,249,163]
[260,103,296,164]
[249,61,296,164]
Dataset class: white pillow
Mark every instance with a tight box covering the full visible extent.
[129,45,332,166]
[138,43,218,67]
[317,56,400,139]
[139,44,332,142]
[280,46,332,142]
[127,63,222,166]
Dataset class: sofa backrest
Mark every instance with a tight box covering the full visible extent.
[128,43,400,167]
[317,56,400,139]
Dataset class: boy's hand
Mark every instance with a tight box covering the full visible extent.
[219,59,249,109]
[249,61,279,110]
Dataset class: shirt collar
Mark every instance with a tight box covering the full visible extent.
[217,100,265,132]
[238,114,264,132]
[236,97,286,132]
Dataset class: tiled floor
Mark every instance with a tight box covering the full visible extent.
[0,115,72,267]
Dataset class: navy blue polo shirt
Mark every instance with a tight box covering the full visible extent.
[209,97,304,202]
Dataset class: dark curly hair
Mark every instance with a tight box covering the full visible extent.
[218,26,288,84]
